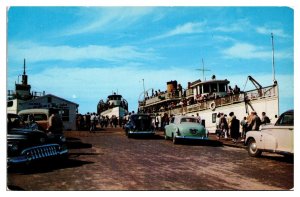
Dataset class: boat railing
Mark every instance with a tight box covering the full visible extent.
[145,91,181,105]
[168,85,277,114]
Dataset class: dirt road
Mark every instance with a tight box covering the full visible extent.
[7,128,294,190]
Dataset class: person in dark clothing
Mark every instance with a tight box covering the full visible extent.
[230,115,240,143]
[261,112,271,124]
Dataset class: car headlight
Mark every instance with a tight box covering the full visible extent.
[40,137,46,143]
[8,143,19,152]
[60,136,66,142]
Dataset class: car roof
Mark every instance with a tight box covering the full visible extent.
[18,108,49,114]
[173,115,197,119]
[284,109,294,113]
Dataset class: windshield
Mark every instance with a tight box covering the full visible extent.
[180,117,199,123]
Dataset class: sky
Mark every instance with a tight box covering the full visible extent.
[6,6,294,114]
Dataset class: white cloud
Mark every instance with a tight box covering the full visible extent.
[63,7,154,36]
[256,26,290,38]
[222,42,292,60]
[8,42,156,63]
[214,19,250,33]
[151,22,205,40]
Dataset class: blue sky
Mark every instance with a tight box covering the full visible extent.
[7,7,294,114]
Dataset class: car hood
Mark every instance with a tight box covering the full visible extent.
[8,128,45,135]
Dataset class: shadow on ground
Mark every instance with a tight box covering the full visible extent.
[66,137,92,149]
[174,139,223,147]
[7,157,94,175]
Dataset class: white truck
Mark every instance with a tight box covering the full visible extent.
[245,110,294,158]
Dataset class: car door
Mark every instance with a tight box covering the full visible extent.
[165,117,176,137]
[262,111,294,153]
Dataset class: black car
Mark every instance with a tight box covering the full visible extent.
[7,113,68,166]
[124,114,155,137]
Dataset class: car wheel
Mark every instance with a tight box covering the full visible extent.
[247,138,262,157]
[172,134,178,144]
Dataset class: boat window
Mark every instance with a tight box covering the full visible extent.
[212,113,217,123]
[7,101,13,107]
[219,84,226,92]
[211,83,217,92]
[203,84,210,93]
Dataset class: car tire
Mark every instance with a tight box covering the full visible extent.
[172,134,178,144]
[247,138,262,157]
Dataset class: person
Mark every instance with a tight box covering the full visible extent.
[90,113,97,132]
[85,112,91,131]
[196,113,201,124]
[229,113,240,143]
[227,112,235,137]
[47,110,63,134]
[261,112,270,124]
[248,111,261,131]
[219,113,228,139]
[240,117,247,141]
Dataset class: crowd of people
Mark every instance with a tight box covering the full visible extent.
[216,111,271,143]
[76,112,131,132]
[140,84,242,115]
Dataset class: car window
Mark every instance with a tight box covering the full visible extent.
[34,114,48,121]
[276,113,293,126]
[19,114,30,122]
[180,118,198,123]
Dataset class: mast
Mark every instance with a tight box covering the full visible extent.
[196,58,210,81]
[142,79,146,100]
[271,33,276,83]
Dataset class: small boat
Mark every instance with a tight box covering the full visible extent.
[97,92,128,119]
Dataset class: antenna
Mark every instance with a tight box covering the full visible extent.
[271,33,276,83]
[196,58,210,81]
[142,79,146,100]
[23,58,26,75]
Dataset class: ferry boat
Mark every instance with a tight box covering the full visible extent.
[97,93,129,119]
[138,34,279,133]
[138,76,279,133]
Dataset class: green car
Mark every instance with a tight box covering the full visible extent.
[164,115,208,144]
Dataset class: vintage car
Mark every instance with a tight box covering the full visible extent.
[164,115,208,144]
[7,113,68,166]
[245,110,294,157]
[18,108,64,132]
[124,114,155,137]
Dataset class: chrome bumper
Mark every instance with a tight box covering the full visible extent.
[128,130,155,135]
[175,136,208,140]
[7,144,68,165]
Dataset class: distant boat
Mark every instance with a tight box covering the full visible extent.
[97,93,128,119]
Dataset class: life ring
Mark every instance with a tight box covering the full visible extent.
[210,101,216,111]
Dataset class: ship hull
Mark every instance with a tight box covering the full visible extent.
[100,106,127,118]
[143,84,279,134]
[183,96,279,133]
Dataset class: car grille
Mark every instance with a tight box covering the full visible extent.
[190,129,198,135]
[21,144,61,160]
